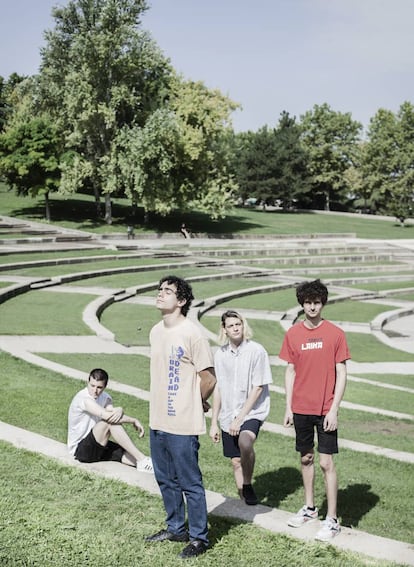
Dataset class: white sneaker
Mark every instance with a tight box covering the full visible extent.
[136,456,154,474]
[315,517,341,541]
[287,505,319,527]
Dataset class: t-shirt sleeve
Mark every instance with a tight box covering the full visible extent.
[279,333,294,363]
[193,336,214,372]
[336,331,351,362]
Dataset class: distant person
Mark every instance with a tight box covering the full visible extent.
[279,279,350,541]
[180,223,191,239]
[145,275,216,559]
[127,225,135,239]
[210,310,272,505]
[68,368,153,473]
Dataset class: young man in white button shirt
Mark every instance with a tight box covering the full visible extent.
[210,310,272,505]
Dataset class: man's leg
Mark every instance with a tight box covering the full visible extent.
[92,421,146,465]
[319,453,338,518]
[167,434,208,544]
[230,457,243,497]
[150,429,187,537]
[238,430,257,485]
[300,449,316,508]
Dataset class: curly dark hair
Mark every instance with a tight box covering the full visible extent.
[159,275,194,316]
[296,279,328,306]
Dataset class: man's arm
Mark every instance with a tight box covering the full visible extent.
[209,386,221,442]
[199,367,216,412]
[229,385,263,436]
[84,398,144,436]
[323,361,347,432]
[283,363,296,427]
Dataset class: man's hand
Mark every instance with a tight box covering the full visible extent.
[132,419,145,438]
[323,409,338,432]
[283,409,294,428]
[229,416,242,436]
[209,423,220,443]
[106,406,123,424]
[202,400,211,413]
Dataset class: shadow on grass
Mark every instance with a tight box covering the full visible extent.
[320,483,380,528]
[254,467,302,508]
[9,199,266,233]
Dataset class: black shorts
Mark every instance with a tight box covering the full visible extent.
[293,414,338,455]
[74,429,124,463]
[221,419,262,459]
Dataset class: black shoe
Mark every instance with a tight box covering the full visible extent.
[145,529,189,542]
[179,539,208,559]
[242,483,258,505]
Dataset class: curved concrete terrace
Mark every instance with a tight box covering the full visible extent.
[1,220,414,564]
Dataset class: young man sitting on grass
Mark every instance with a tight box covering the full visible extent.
[68,368,153,473]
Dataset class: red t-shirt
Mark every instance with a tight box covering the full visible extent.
[279,320,350,415]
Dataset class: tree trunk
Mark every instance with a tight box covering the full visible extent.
[324,190,330,211]
[104,193,112,225]
[92,181,102,218]
[44,191,51,221]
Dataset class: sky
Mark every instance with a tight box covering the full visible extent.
[1,0,413,133]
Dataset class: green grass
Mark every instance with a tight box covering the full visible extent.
[0,350,413,549]
[346,333,414,363]
[350,373,414,389]
[323,301,399,323]
[2,444,396,567]
[0,291,96,335]
[344,381,414,414]
[1,181,413,239]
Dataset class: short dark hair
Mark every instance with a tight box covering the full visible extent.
[88,368,109,386]
[159,275,194,316]
[296,279,328,306]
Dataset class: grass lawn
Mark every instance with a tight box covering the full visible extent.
[1,350,413,549]
[344,381,414,415]
[1,181,413,239]
[2,443,396,567]
[0,291,97,335]
[350,373,414,389]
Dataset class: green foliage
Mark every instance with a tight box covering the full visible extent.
[300,103,362,211]
[0,115,62,220]
[361,102,414,221]
[233,112,310,209]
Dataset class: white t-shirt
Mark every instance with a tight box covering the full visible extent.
[214,339,272,433]
[67,387,112,455]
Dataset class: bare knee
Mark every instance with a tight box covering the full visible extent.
[238,430,256,454]
[300,451,314,467]
[319,454,335,474]
[231,457,242,474]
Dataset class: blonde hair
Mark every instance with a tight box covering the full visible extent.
[218,310,253,345]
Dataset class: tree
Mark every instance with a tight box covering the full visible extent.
[361,102,414,223]
[0,115,62,221]
[38,0,173,224]
[300,103,362,210]
[111,78,239,220]
[232,112,310,209]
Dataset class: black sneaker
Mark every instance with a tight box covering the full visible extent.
[242,483,258,505]
[178,539,208,559]
[145,529,189,542]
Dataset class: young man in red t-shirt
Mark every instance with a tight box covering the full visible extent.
[279,279,350,541]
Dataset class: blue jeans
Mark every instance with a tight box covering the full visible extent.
[150,429,208,544]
